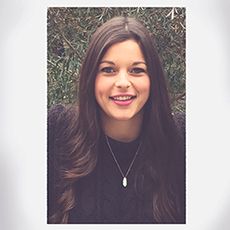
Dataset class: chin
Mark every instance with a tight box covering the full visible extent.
[110,113,138,121]
[113,116,133,121]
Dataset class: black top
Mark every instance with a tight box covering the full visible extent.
[68,136,154,224]
[48,105,185,224]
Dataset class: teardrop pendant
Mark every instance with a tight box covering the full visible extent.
[122,177,127,187]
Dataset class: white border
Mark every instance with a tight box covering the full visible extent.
[1,1,230,230]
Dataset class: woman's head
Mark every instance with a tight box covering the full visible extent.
[95,39,150,127]
[78,16,171,134]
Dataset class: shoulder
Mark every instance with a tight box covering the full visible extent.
[48,104,67,143]
[173,112,185,139]
[48,104,67,157]
[48,104,66,126]
[47,104,79,197]
[48,104,79,132]
[172,112,185,212]
[48,104,70,219]
[47,104,79,158]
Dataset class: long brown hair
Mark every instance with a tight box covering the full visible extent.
[48,16,185,223]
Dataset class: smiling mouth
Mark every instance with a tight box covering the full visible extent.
[109,95,137,101]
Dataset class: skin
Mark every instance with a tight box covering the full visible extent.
[95,39,150,142]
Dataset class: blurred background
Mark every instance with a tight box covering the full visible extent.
[47,7,186,113]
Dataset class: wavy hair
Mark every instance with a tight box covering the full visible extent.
[48,16,185,224]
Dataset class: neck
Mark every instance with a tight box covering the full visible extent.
[101,112,143,143]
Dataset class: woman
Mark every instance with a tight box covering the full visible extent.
[48,16,185,224]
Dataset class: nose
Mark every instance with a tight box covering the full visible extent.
[114,71,131,88]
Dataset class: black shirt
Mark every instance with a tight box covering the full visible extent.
[68,136,153,224]
[48,105,185,224]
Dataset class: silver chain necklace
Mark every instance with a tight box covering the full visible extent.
[105,135,141,188]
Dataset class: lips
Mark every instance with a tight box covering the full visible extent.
[109,95,136,101]
[109,94,137,106]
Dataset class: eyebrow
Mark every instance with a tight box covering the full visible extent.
[99,60,147,66]
[100,60,115,65]
[133,61,147,66]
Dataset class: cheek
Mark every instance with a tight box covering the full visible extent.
[95,76,108,104]
[139,77,151,99]
[95,78,101,104]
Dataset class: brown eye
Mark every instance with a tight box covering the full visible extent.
[129,67,146,74]
[100,67,115,73]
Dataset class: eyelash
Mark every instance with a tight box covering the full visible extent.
[129,67,146,74]
[100,67,115,73]
[99,67,146,75]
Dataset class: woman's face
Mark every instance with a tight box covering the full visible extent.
[95,39,150,123]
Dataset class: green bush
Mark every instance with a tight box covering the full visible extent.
[47,7,185,113]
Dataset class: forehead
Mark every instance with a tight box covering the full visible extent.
[101,39,145,63]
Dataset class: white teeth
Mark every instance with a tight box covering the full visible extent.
[113,96,132,101]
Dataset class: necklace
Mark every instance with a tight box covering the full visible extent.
[105,135,141,188]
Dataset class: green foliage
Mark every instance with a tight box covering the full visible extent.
[47,7,185,112]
